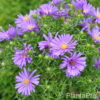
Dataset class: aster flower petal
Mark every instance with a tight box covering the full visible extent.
[39,4,58,16]
[0,26,17,41]
[65,67,80,77]
[72,0,87,10]
[94,57,100,69]
[38,32,53,50]
[93,8,100,24]
[89,26,100,43]
[12,44,33,68]
[82,3,95,16]
[15,14,39,32]
[60,52,86,77]
[50,34,77,56]
[15,68,40,96]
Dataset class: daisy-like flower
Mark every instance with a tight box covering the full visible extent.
[12,43,33,68]
[60,52,86,77]
[15,68,40,96]
[94,57,100,69]
[39,4,58,16]
[0,26,16,41]
[20,18,39,32]
[38,32,53,50]
[72,0,87,10]
[94,8,100,24]
[15,14,32,27]
[50,34,77,56]
[82,3,95,16]
[15,14,39,32]
[5,26,17,39]
[89,26,100,43]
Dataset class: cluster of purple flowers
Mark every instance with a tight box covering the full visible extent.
[1,0,100,96]
[72,0,100,42]
[0,25,21,41]
[0,0,69,42]
[12,43,33,68]
[72,0,100,69]
[12,43,40,96]
[39,32,87,77]
[15,14,39,32]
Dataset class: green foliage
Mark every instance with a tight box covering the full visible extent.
[0,0,48,29]
[88,0,100,7]
[0,0,100,100]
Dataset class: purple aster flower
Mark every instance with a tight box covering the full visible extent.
[88,26,100,43]
[50,34,77,56]
[15,14,39,32]
[94,57,100,69]
[38,32,53,50]
[93,8,100,24]
[0,26,16,41]
[29,9,40,16]
[60,52,86,77]
[19,18,39,32]
[72,0,87,10]
[6,26,17,39]
[39,4,58,16]
[12,43,33,68]
[53,8,69,18]
[82,3,95,16]
[80,18,92,31]
[15,68,40,96]
[15,14,32,28]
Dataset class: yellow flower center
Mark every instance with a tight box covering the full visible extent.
[23,79,30,85]
[6,34,9,37]
[94,34,100,40]
[61,44,68,49]
[28,25,35,30]
[46,10,48,14]
[96,14,100,18]
[24,16,30,21]
[83,10,87,13]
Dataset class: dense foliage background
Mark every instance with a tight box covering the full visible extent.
[0,0,100,100]
[0,0,100,28]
